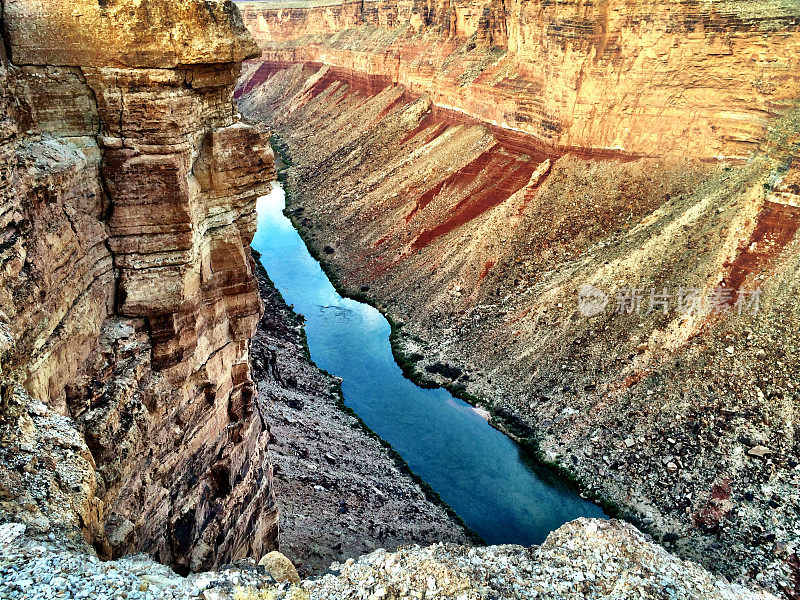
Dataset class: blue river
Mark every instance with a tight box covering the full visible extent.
[251,182,606,545]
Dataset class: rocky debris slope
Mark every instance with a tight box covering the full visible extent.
[0,522,292,600]
[250,252,470,575]
[0,0,277,573]
[236,0,800,158]
[0,519,776,600]
[238,61,800,596]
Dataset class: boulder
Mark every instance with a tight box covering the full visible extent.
[258,551,301,584]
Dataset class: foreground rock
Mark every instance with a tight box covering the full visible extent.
[311,519,776,600]
[0,519,775,600]
[251,254,471,575]
[0,522,286,600]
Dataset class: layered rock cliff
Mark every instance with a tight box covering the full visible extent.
[0,0,277,574]
[237,0,800,158]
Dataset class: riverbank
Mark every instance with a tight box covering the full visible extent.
[279,180,616,521]
[265,150,606,544]
[269,130,614,510]
[250,248,472,575]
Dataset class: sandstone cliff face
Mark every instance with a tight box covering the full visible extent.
[237,0,800,158]
[0,0,276,573]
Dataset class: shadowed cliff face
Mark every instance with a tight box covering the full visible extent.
[237,0,800,158]
[0,0,277,574]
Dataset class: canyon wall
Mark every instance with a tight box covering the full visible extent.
[236,27,800,598]
[237,0,800,158]
[0,0,277,574]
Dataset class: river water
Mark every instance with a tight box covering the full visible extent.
[251,182,606,546]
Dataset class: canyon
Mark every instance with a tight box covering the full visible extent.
[0,0,798,599]
[0,0,467,580]
[235,0,800,596]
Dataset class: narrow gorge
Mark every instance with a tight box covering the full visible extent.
[0,0,798,599]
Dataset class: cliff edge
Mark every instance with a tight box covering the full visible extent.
[0,518,777,599]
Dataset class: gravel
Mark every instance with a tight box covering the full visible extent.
[306,519,778,600]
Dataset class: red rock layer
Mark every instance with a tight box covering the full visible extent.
[0,0,277,574]
[723,200,800,294]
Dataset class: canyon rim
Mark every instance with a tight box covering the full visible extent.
[1,0,800,599]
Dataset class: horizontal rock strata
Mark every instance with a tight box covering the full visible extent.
[236,0,800,158]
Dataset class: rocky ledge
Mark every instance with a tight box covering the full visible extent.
[0,519,776,600]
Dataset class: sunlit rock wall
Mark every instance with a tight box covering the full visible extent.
[237,0,800,158]
[0,0,277,574]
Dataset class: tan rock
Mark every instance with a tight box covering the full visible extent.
[0,0,277,575]
[747,445,771,458]
[259,551,301,584]
[237,0,800,158]
[4,0,259,68]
